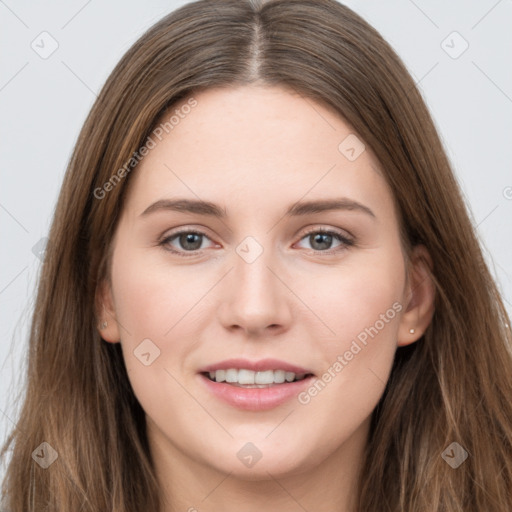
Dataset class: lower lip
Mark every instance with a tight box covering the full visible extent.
[198,373,314,411]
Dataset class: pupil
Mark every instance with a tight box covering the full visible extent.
[180,233,202,250]
[311,233,332,250]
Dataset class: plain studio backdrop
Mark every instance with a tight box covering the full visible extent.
[0,0,511,485]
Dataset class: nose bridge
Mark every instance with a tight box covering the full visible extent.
[219,234,291,333]
[233,236,279,307]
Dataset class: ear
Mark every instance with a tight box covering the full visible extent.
[397,244,436,347]
[95,279,121,343]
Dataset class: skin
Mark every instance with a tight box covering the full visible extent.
[98,85,435,511]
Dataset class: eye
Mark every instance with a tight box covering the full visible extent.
[295,228,354,254]
[159,229,215,256]
[158,227,354,257]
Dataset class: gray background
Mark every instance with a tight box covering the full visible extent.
[1,0,511,482]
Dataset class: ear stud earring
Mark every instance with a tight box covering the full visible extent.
[409,328,415,334]
[99,303,108,330]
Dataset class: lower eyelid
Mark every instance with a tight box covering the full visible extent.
[296,231,352,250]
[160,229,353,255]
[161,231,213,253]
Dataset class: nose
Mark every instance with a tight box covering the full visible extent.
[217,244,293,337]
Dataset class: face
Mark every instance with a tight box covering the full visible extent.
[100,85,426,481]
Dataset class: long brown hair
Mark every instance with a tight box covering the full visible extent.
[2,0,511,510]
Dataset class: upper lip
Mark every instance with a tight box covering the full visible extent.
[199,358,314,375]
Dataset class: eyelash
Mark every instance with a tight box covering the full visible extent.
[158,227,355,258]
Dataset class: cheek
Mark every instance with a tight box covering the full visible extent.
[109,247,205,414]
[296,248,405,425]
[111,246,207,344]
[109,247,208,410]
[315,235,405,343]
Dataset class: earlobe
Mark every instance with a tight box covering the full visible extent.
[95,280,121,343]
[397,244,436,347]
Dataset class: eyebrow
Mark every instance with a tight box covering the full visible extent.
[139,197,375,219]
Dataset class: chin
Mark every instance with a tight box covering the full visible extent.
[203,437,316,479]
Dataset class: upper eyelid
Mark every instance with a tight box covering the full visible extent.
[160,226,353,251]
[161,225,351,240]
[300,226,353,240]
[160,227,216,245]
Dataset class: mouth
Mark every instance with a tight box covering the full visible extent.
[197,364,316,411]
[201,369,315,388]
[197,358,316,410]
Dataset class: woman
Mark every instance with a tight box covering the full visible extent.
[2,0,511,510]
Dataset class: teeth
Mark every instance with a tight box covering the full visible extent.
[206,369,310,385]
[255,370,274,384]
[238,369,255,385]
[273,370,285,383]
[226,369,238,383]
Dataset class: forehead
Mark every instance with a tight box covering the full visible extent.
[123,85,394,220]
